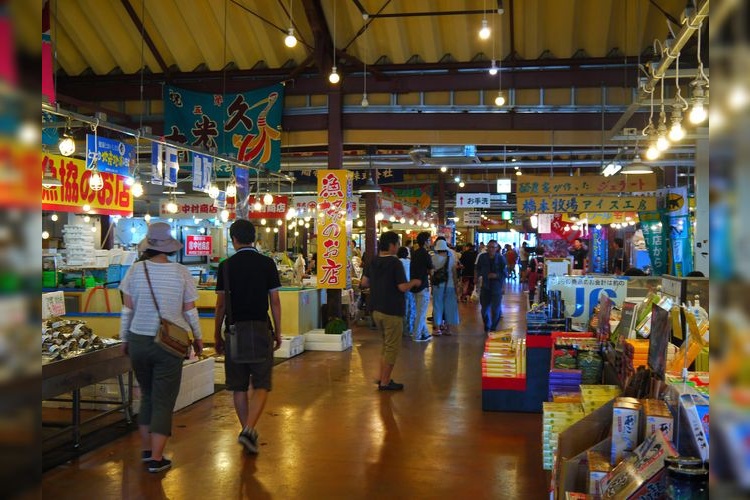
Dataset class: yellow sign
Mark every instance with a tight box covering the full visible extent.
[517,175,657,196]
[580,212,638,225]
[42,153,134,216]
[316,170,352,289]
[517,195,656,214]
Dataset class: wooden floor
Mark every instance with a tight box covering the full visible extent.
[42,283,548,499]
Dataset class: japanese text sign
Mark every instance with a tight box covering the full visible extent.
[159,197,218,218]
[164,84,284,172]
[639,210,669,276]
[192,153,213,193]
[455,193,491,208]
[516,175,657,196]
[317,170,352,289]
[185,235,212,257]
[42,153,133,216]
[517,195,656,214]
[85,134,134,176]
[247,195,289,219]
[463,211,481,226]
[547,275,628,330]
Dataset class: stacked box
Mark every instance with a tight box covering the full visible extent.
[549,369,582,399]
[62,225,96,267]
[601,431,677,499]
[173,357,215,411]
[276,335,306,358]
[542,402,585,470]
[611,397,642,465]
[303,329,352,352]
[482,336,525,378]
[587,450,610,496]
[580,385,621,414]
[551,392,582,404]
[624,339,649,369]
[642,399,674,441]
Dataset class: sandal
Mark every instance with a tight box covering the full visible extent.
[432,329,442,336]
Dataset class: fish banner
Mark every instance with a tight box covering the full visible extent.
[164,84,284,172]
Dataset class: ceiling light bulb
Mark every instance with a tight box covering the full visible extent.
[408,219,415,225]
[304,223,310,229]
[454,176,461,183]
[273,227,279,233]
[263,193,274,205]
[208,184,220,199]
[329,66,340,84]
[82,204,91,212]
[375,212,384,221]
[440,166,447,173]
[656,134,670,152]
[495,92,505,106]
[265,227,271,233]
[389,215,396,222]
[284,28,298,48]
[50,213,59,222]
[689,101,707,124]
[166,200,179,214]
[42,230,49,240]
[356,220,363,227]
[488,60,498,76]
[459,181,465,188]
[294,231,300,235]
[276,219,283,226]
[361,94,369,107]
[144,213,151,223]
[478,18,491,40]
[131,180,144,198]
[253,201,263,211]
[729,85,748,110]
[645,144,661,161]
[58,136,75,157]
[83,215,91,223]
[595,224,602,230]
[668,122,685,142]
[515,169,522,176]
[225,183,237,198]
[260,218,267,225]
[89,170,104,191]
[298,219,305,226]
[91,226,97,233]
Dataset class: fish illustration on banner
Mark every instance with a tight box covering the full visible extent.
[164,84,284,172]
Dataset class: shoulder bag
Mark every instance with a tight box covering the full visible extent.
[143,262,192,358]
[433,254,449,285]
[223,258,273,364]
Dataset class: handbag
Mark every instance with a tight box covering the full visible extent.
[143,262,192,358]
[433,254,449,285]
[223,258,273,364]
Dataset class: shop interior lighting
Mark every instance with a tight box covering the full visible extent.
[459,181,466,188]
[225,179,237,198]
[83,215,91,223]
[50,213,59,222]
[297,219,305,226]
[728,84,748,111]
[621,154,654,175]
[260,218,267,225]
[688,21,709,124]
[253,200,263,211]
[595,224,602,230]
[144,213,151,223]
[263,192,274,205]
[18,122,39,145]
[328,0,340,84]
[91,226,97,233]
[131,178,144,198]
[58,134,75,157]
[42,163,63,188]
[208,183,220,199]
[273,227,279,233]
[88,167,104,192]
[668,52,688,142]
[276,219,283,226]
[82,204,91,212]
[389,215,396,222]
[294,230,300,236]
[166,199,179,214]
[42,231,49,240]
[284,28,297,48]
[358,176,382,193]
[440,166,447,173]
[304,223,310,229]
[515,169,522,176]
[488,60,498,76]
[478,18,491,40]
[601,162,622,177]
[454,175,461,183]
[530,214,538,229]
[656,78,670,152]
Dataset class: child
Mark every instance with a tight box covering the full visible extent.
[526,258,541,307]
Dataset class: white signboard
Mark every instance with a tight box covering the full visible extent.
[42,291,66,319]
[497,178,512,193]
[455,193,491,208]
[539,214,554,234]
[160,197,219,218]
[546,275,628,331]
[192,153,213,193]
[463,211,481,226]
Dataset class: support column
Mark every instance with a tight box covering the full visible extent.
[364,192,378,266]
[438,173,446,225]
[693,131,708,276]
[326,85,343,320]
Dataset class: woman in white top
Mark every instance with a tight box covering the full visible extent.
[430,239,460,335]
[397,246,416,336]
[119,222,203,473]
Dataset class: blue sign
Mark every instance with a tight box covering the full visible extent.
[164,84,284,172]
[86,134,134,176]
[192,153,213,193]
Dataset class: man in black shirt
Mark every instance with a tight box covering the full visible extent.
[215,220,282,454]
[568,238,589,274]
[409,231,434,341]
[361,231,422,391]
[459,243,478,302]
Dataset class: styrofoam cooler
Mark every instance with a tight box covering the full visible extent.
[303,329,352,351]
[276,335,305,358]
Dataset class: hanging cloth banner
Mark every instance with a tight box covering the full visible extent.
[316,170,352,289]
[235,167,250,219]
[151,142,164,185]
[192,153,213,193]
[639,210,669,276]
[164,147,179,188]
[163,84,284,172]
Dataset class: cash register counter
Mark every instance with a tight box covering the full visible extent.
[65,286,322,339]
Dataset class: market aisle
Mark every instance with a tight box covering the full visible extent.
[42,284,546,499]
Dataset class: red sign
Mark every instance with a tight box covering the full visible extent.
[247,195,289,219]
[185,235,213,256]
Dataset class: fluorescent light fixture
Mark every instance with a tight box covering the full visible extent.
[602,162,622,177]
[621,155,654,175]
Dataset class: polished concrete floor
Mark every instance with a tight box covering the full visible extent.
[42,284,547,499]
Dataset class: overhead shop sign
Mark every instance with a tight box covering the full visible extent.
[517,175,657,196]
[517,195,657,215]
[247,195,289,219]
[463,211,481,226]
[455,193,491,208]
[42,153,133,216]
[163,83,284,172]
[159,197,218,218]
[185,235,213,257]
[86,135,134,176]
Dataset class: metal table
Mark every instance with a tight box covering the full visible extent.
[42,345,133,448]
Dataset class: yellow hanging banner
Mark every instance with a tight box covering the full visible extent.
[316,170,352,289]
[517,195,657,214]
[517,175,657,196]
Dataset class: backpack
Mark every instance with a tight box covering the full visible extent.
[432,254,450,285]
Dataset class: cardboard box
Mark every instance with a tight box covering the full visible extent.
[611,398,642,465]
[601,431,677,499]
[276,335,305,358]
[587,450,610,496]
[680,394,709,461]
[642,399,674,442]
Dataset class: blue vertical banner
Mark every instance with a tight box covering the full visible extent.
[163,84,284,172]
[192,153,213,193]
[151,142,164,185]
[590,225,608,273]
[164,147,179,188]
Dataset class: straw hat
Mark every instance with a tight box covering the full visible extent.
[138,222,182,253]
[434,239,449,252]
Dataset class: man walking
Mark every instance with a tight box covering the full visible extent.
[475,240,506,334]
[459,243,478,302]
[214,220,283,454]
[409,231,433,342]
[361,231,422,391]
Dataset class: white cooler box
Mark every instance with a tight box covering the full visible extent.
[303,329,352,352]
[276,335,305,358]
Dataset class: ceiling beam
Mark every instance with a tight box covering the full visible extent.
[301,0,334,74]
[119,0,169,74]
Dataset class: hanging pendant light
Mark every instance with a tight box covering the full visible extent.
[89,168,104,191]
[263,192,274,205]
[226,178,237,198]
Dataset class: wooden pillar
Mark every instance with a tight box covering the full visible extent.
[326,85,343,320]
[364,192,378,266]
[438,173,446,226]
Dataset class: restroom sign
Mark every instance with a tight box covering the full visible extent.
[455,193,491,208]
[185,235,212,256]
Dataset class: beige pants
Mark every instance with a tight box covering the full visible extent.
[373,311,403,365]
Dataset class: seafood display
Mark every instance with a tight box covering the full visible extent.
[42,317,119,364]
